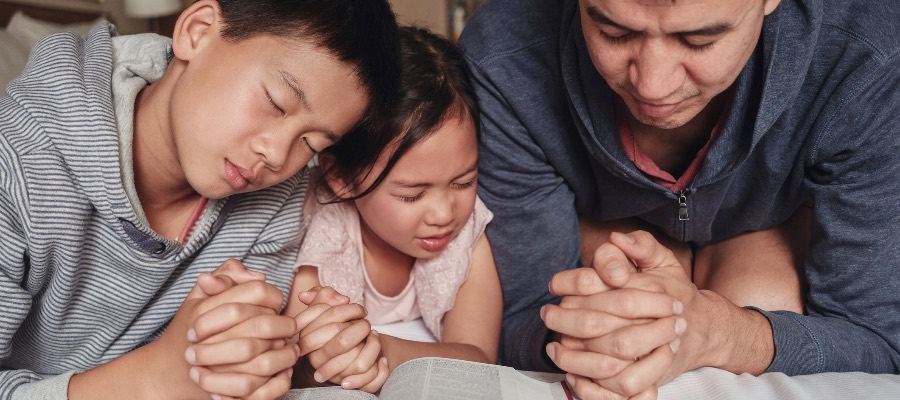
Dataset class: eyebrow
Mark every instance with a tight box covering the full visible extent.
[585,5,734,37]
[389,165,478,188]
[278,70,339,144]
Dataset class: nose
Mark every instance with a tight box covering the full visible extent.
[250,132,289,171]
[629,38,686,101]
[424,193,454,227]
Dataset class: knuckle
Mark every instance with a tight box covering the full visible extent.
[336,331,355,349]
[580,312,605,334]
[235,338,259,360]
[632,230,654,243]
[252,354,275,374]
[575,269,600,293]
[617,374,642,397]
[616,292,636,315]
[224,302,246,321]
[298,336,317,354]
[609,334,634,358]
[592,356,617,377]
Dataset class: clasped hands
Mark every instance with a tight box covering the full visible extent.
[543,231,709,400]
[154,259,385,400]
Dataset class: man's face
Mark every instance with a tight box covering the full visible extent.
[579,0,780,129]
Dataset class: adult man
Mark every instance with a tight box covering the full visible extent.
[460,0,900,398]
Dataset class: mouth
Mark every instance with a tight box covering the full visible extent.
[223,159,255,189]
[419,232,453,253]
[634,99,682,119]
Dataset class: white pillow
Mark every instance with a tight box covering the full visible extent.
[5,10,104,50]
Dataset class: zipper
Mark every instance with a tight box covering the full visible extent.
[677,190,690,221]
[676,189,691,242]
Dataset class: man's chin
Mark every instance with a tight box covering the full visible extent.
[633,113,693,130]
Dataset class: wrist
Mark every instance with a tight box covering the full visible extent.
[697,290,775,374]
[68,342,169,400]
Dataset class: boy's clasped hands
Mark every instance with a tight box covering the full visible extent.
[170,259,384,400]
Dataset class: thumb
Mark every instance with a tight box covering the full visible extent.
[592,240,638,288]
[211,258,267,284]
[609,231,680,273]
[185,272,239,301]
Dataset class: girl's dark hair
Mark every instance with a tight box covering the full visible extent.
[322,25,481,200]
[216,0,400,125]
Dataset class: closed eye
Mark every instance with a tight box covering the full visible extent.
[600,30,638,44]
[266,91,285,115]
[452,179,476,190]
[679,36,716,51]
[398,192,425,203]
[302,137,319,154]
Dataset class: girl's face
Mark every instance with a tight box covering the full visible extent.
[169,33,368,199]
[352,114,479,260]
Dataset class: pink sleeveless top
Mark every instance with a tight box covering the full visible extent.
[294,183,493,341]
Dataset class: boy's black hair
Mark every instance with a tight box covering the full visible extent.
[323,26,481,200]
[217,0,400,128]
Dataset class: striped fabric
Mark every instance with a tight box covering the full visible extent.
[0,24,305,398]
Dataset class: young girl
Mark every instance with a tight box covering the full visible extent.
[284,26,503,392]
[0,1,400,399]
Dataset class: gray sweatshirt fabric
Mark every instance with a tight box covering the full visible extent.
[0,23,305,398]
[460,0,900,375]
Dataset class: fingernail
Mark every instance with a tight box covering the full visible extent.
[565,373,575,387]
[372,329,380,337]
[184,347,196,364]
[293,344,301,356]
[189,367,200,384]
[341,380,351,389]
[187,328,197,342]
[673,300,684,314]
[606,262,628,280]
[288,368,294,379]
[546,343,556,360]
[313,371,324,383]
[670,338,681,354]
[540,305,547,319]
[211,394,222,400]
[675,317,687,336]
[381,357,389,366]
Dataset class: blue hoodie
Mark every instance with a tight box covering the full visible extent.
[460,0,900,375]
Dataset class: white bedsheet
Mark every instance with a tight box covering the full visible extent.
[381,318,900,399]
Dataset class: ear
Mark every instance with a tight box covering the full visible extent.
[763,0,782,15]
[171,0,221,61]
[317,153,356,199]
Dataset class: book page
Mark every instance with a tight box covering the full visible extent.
[278,386,377,400]
[379,357,574,400]
[379,357,503,399]
[505,369,578,400]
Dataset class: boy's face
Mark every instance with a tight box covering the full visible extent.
[579,0,780,130]
[350,114,479,260]
[169,34,368,199]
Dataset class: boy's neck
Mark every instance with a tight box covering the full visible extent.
[132,71,202,239]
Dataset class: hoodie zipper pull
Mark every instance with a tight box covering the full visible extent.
[678,191,690,221]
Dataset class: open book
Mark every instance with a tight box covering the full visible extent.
[278,357,578,400]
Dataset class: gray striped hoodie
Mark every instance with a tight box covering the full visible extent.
[0,23,304,399]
